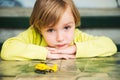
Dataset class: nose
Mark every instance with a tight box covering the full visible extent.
[56,31,64,42]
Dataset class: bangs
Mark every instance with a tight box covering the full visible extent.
[39,0,67,28]
[30,0,80,32]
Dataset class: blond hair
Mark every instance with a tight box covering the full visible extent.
[30,0,80,32]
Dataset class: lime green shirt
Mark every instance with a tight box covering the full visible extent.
[1,26,117,60]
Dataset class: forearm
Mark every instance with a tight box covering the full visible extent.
[47,52,75,60]
[46,45,76,59]
[75,36,117,57]
[1,41,48,60]
[47,45,76,55]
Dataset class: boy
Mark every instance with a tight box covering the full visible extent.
[1,0,117,60]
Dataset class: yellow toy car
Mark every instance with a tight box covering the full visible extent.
[35,63,58,74]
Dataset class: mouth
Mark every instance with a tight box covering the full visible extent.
[56,44,68,49]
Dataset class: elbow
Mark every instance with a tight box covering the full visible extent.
[1,51,12,60]
[0,47,14,60]
[109,44,117,56]
[108,38,117,56]
[101,37,117,56]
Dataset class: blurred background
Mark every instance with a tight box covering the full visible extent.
[0,0,120,51]
[0,0,119,8]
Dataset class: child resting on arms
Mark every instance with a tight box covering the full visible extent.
[1,0,117,60]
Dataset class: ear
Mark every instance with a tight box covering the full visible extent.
[39,29,43,36]
[39,30,42,35]
[35,28,42,35]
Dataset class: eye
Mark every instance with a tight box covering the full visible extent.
[64,26,71,30]
[47,29,54,33]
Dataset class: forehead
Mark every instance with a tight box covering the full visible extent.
[42,6,75,29]
[57,6,74,25]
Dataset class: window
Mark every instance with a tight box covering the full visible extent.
[0,0,120,8]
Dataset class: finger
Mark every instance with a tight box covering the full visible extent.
[46,47,56,51]
[60,54,75,60]
[47,53,61,59]
[50,50,61,54]
[68,55,75,59]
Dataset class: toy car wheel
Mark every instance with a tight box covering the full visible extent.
[49,69,54,73]
[35,69,46,74]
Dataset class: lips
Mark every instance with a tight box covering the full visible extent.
[57,44,65,47]
[56,44,67,49]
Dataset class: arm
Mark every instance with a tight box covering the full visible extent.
[1,27,48,60]
[47,52,75,60]
[46,46,76,59]
[46,45,76,55]
[74,29,117,57]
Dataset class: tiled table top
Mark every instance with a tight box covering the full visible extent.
[0,52,120,80]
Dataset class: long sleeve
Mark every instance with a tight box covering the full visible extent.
[74,29,117,57]
[1,26,48,60]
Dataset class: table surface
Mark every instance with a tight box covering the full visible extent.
[0,52,120,80]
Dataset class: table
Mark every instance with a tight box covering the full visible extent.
[0,52,120,80]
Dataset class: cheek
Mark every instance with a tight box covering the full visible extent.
[41,30,55,46]
[66,30,74,42]
[43,35,55,46]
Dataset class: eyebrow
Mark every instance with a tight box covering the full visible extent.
[64,21,74,25]
[46,21,75,28]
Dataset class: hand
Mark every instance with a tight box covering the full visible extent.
[46,45,76,60]
[47,52,75,60]
[47,45,76,55]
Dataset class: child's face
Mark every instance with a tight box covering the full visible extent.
[41,6,75,49]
